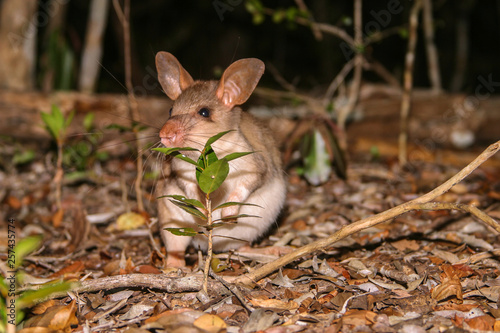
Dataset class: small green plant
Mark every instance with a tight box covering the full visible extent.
[0,236,75,332]
[153,131,258,293]
[41,105,74,211]
[63,112,108,173]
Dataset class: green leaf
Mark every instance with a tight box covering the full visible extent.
[152,148,199,167]
[300,129,331,186]
[197,146,218,170]
[159,195,205,210]
[16,281,77,309]
[253,12,265,25]
[40,105,73,141]
[213,201,262,211]
[12,150,35,165]
[164,227,200,237]
[285,6,298,21]
[0,276,8,297]
[14,235,43,269]
[245,0,263,13]
[198,159,229,194]
[203,130,233,151]
[223,151,253,162]
[169,200,207,220]
[83,112,95,132]
[153,147,199,154]
[214,214,261,222]
[41,111,61,140]
[273,9,286,23]
[64,109,75,129]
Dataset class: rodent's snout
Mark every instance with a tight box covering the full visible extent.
[159,120,184,147]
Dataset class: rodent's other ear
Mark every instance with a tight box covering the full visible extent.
[216,58,264,108]
[156,52,194,100]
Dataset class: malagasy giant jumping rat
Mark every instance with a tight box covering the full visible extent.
[155,52,286,267]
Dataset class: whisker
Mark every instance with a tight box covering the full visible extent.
[98,60,129,93]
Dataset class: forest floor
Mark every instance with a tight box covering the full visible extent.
[1,91,500,332]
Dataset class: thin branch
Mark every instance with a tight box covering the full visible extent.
[293,0,322,40]
[399,0,422,165]
[323,57,355,105]
[113,0,144,211]
[365,25,407,45]
[301,21,355,47]
[266,62,297,93]
[335,0,363,134]
[234,140,500,286]
[363,58,401,89]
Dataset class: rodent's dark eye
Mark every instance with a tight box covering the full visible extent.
[198,108,210,118]
[169,107,173,117]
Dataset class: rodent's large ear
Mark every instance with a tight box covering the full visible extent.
[216,58,264,108]
[156,52,194,100]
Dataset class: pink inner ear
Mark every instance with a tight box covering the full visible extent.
[156,52,194,101]
[216,58,264,108]
[219,80,242,106]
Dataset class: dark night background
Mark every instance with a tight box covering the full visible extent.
[55,0,500,96]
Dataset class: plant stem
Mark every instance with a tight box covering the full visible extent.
[55,140,63,211]
[203,194,213,294]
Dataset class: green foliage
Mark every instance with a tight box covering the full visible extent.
[161,194,207,220]
[11,236,42,270]
[154,131,257,239]
[300,129,332,186]
[245,0,309,27]
[62,112,108,171]
[0,236,75,331]
[197,159,230,194]
[41,105,74,143]
[12,149,35,165]
[164,227,200,237]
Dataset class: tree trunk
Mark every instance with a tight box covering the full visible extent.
[0,0,38,91]
[78,0,111,93]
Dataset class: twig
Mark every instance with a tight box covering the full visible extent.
[362,58,401,89]
[266,62,297,93]
[234,140,500,286]
[293,0,322,41]
[203,195,213,294]
[364,25,407,46]
[209,271,255,313]
[323,57,355,105]
[312,22,355,47]
[112,0,144,212]
[335,0,363,153]
[399,0,422,166]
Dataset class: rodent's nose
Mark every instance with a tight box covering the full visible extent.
[159,121,183,147]
[160,133,176,147]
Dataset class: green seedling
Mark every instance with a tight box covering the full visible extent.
[63,112,108,172]
[41,105,74,210]
[153,130,258,293]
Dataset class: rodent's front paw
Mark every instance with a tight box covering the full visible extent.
[166,252,186,268]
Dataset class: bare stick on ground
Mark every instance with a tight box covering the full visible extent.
[235,140,500,286]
